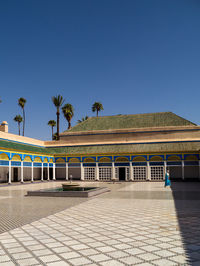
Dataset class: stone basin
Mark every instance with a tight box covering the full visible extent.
[26,186,110,198]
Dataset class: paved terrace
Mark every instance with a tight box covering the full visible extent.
[0,181,200,265]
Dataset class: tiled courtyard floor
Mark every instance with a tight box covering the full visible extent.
[0,181,200,265]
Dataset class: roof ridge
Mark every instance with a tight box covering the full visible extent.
[84,111,173,119]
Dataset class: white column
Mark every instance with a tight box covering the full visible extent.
[182,160,184,180]
[47,163,50,181]
[31,162,34,182]
[8,160,11,184]
[66,162,68,180]
[21,161,24,183]
[53,163,56,180]
[129,162,133,181]
[112,161,115,180]
[147,161,151,181]
[80,162,84,181]
[96,163,99,181]
[164,161,167,180]
[41,162,44,181]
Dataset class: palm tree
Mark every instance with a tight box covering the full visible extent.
[48,120,56,140]
[18,97,26,136]
[52,95,64,140]
[62,103,74,129]
[53,132,58,140]
[92,102,104,117]
[14,115,23,135]
[77,116,89,124]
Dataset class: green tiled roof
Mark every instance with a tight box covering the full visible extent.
[63,112,196,133]
[48,141,200,155]
[0,139,52,154]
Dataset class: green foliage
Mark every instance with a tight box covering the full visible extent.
[18,97,26,136]
[92,102,104,117]
[52,95,65,140]
[53,132,58,140]
[52,95,64,112]
[77,116,89,124]
[48,120,56,127]
[14,115,23,123]
[18,97,26,108]
[62,103,74,129]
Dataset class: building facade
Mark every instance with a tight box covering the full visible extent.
[0,112,200,183]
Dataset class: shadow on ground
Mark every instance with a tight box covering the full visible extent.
[171,181,200,265]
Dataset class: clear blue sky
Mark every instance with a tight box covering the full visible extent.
[0,0,200,140]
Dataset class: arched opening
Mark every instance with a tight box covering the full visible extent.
[115,157,129,162]
[24,156,32,162]
[11,154,21,161]
[132,156,146,162]
[99,157,112,163]
[68,158,80,163]
[0,153,9,183]
[83,157,95,163]
[150,156,163,162]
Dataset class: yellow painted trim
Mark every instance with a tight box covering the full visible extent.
[11,154,21,161]
[0,153,9,160]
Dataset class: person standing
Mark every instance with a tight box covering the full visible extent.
[165,169,171,187]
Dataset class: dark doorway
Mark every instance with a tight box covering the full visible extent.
[49,168,53,180]
[43,168,47,180]
[13,168,18,182]
[119,167,126,181]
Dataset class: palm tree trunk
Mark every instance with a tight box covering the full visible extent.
[57,110,60,140]
[68,121,71,129]
[97,110,98,117]
[52,126,53,140]
[18,122,20,135]
[23,108,25,136]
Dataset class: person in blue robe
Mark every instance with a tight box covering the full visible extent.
[165,169,171,187]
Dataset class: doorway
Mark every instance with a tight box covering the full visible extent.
[49,168,53,180]
[119,167,126,181]
[13,168,18,182]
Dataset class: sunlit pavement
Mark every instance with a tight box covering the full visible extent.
[0,181,200,265]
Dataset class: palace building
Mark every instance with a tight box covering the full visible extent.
[0,112,200,183]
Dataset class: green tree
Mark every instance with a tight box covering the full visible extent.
[77,116,89,124]
[53,132,58,140]
[18,97,26,136]
[62,103,74,129]
[92,102,104,117]
[14,115,23,135]
[52,95,64,140]
[48,120,56,140]
[18,98,26,136]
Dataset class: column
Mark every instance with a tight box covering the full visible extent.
[53,163,56,180]
[31,162,34,182]
[164,161,167,180]
[182,160,184,180]
[147,161,151,181]
[8,160,11,184]
[47,163,50,181]
[66,162,68,180]
[21,161,24,183]
[96,163,99,181]
[80,162,84,181]
[112,161,115,180]
[41,162,44,181]
[129,162,133,181]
